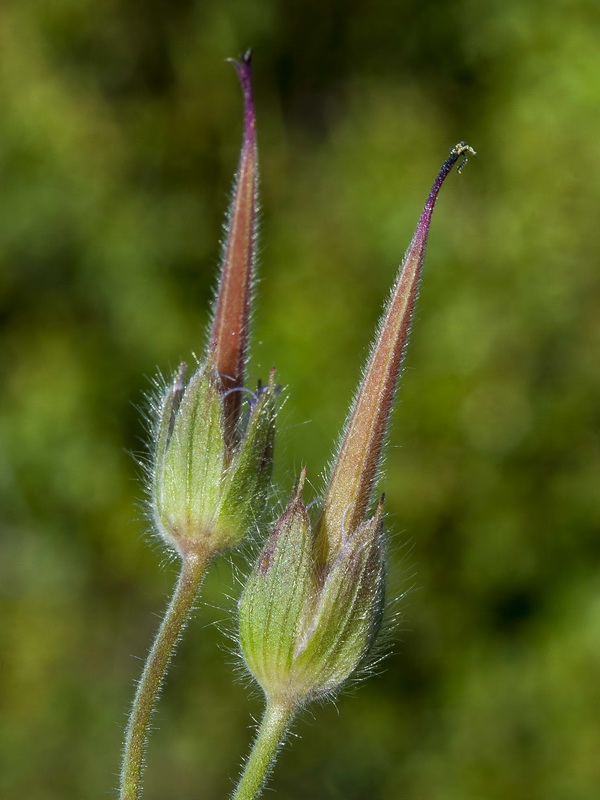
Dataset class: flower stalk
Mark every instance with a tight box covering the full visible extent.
[232,702,294,800]
[120,552,209,800]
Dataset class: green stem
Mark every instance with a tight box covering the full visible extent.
[232,700,295,800]
[120,552,210,800]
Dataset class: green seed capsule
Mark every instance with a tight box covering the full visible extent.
[239,472,314,702]
[152,361,277,557]
[239,475,385,707]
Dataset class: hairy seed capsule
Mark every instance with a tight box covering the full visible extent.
[239,143,475,708]
[239,473,385,707]
[150,51,276,560]
[152,364,277,557]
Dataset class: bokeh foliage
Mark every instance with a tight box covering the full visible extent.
[1,1,599,798]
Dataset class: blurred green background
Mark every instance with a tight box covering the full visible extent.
[1,1,599,798]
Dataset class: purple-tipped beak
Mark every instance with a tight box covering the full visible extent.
[317,143,476,563]
[210,50,259,445]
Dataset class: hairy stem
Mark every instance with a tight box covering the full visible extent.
[232,700,295,800]
[120,552,210,800]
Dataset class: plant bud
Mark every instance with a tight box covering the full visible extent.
[149,52,275,559]
[239,144,475,709]
[239,476,385,707]
[152,362,277,557]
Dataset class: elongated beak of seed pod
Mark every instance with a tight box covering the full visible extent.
[211,50,259,445]
[150,53,277,560]
[316,143,476,565]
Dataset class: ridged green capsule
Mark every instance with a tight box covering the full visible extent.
[152,361,277,557]
[239,473,385,707]
[239,471,314,701]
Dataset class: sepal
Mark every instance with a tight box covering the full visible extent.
[239,471,314,700]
